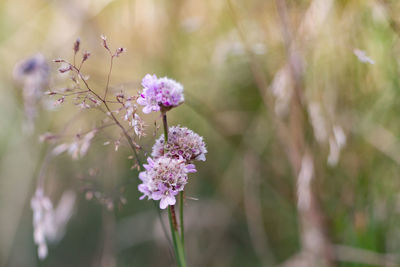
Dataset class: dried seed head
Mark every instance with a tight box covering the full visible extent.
[114,47,126,57]
[89,97,100,106]
[101,35,109,51]
[55,96,65,106]
[58,66,71,73]
[82,51,91,62]
[73,38,80,54]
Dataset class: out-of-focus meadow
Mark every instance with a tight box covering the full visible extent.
[2,0,400,266]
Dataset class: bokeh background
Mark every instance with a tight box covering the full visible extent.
[2,0,400,266]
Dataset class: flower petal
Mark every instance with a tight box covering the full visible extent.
[152,191,163,201]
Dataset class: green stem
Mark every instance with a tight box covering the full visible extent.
[162,112,169,146]
[179,191,185,245]
[168,206,186,267]
[162,112,187,267]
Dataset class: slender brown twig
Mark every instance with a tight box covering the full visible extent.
[63,62,141,166]
[104,56,114,100]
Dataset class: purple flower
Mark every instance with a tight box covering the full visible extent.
[137,74,184,114]
[186,164,197,173]
[138,184,150,200]
[137,74,160,114]
[157,77,184,107]
[152,126,207,162]
[137,156,196,209]
[151,183,178,209]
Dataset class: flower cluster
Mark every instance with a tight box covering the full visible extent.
[137,74,206,209]
[138,157,196,209]
[137,74,184,113]
[152,125,207,162]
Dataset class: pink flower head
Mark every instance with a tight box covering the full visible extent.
[137,156,196,209]
[157,77,184,108]
[152,126,207,162]
[137,74,184,114]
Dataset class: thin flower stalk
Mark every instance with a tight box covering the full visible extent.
[179,191,185,245]
[163,112,186,267]
[168,205,186,267]
[136,73,207,265]
[61,60,141,165]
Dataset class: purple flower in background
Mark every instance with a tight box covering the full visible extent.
[137,74,184,114]
[152,125,207,162]
[137,156,196,209]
